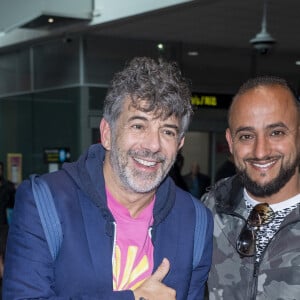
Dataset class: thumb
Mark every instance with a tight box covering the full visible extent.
[151,258,170,282]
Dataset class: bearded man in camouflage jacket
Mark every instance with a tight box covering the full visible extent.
[203,75,300,300]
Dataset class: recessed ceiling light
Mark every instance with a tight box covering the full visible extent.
[295,61,300,66]
[188,51,199,56]
[157,43,164,50]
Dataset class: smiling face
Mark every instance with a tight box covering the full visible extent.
[226,84,300,201]
[101,98,184,194]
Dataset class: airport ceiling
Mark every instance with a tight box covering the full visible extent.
[85,0,300,92]
[89,0,297,52]
[2,0,300,93]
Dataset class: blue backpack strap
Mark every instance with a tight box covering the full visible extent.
[30,174,62,260]
[191,195,207,269]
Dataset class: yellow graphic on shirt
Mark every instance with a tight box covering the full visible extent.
[113,245,149,290]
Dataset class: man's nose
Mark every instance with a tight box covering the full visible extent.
[141,130,162,152]
[253,135,271,159]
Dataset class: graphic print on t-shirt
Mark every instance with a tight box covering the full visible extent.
[107,189,155,291]
[113,245,150,290]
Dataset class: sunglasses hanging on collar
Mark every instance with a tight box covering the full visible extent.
[236,203,275,257]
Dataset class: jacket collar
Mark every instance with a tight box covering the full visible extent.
[214,175,300,223]
[214,175,244,214]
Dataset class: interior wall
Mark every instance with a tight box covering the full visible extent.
[0,88,80,179]
[181,131,209,176]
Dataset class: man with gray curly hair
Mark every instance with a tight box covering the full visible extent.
[4,57,213,300]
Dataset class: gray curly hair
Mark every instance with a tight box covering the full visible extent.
[103,57,193,138]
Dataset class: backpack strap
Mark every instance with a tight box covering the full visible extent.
[30,174,62,260]
[191,195,207,269]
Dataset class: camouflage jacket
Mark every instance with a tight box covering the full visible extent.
[203,175,300,300]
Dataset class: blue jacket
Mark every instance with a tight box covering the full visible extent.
[3,144,213,300]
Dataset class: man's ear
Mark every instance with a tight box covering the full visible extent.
[225,128,233,154]
[178,136,185,151]
[100,118,112,150]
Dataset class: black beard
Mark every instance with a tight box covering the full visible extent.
[237,158,299,197]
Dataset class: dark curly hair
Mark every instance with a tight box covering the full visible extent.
[103,57,193,138]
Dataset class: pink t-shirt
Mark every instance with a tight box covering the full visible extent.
[107,189,154,291]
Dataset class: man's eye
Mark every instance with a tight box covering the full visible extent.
[271,130,285,136]
[163,129,176,137]
[239,134,253,141]
[132,124,144,130]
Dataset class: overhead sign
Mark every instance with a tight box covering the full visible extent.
[44,147,71,164]
[191,93,233,110]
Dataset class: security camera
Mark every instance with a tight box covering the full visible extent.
[250,30,276,55]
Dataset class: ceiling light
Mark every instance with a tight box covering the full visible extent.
[188,51,199,56]
[48,17,54,24]
[157,43,164,50]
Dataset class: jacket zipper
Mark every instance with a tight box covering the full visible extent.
[111,222,117,266]
[148,226,153,238]
[249,218,300,299]
[250,260,259,300]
